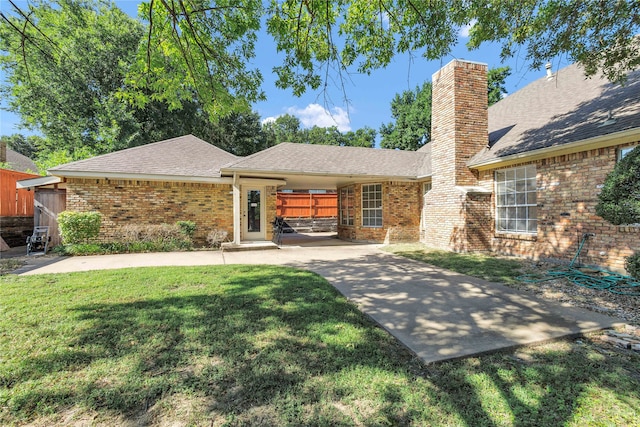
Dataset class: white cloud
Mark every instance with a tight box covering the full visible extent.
[287,104,351,132]
[459,19,477,38]
[261,116,277,125]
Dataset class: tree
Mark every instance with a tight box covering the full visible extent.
[262,114,304,146]
[487,66,510,106]
[304,126,343,146]
[380,82,432,151]
[380,66,510,150]
[3,2,638,121]
[205,110,267,156]
[595,145,640,278]
[342,127,376,148]
[2,134,42,158]
[0,0,219,156]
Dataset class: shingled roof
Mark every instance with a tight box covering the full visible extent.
[50,135,238,179]
[223,142,430,179]
[6,149,38,173]
[469,63,640,166]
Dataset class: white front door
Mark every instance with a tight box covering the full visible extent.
[242,187,265,241]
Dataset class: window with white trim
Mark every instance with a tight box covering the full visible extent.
[339,186,354,226]
[495,165,537,234]
[362,183,382,227]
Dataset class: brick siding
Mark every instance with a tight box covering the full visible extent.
[422,59,491,251]
[337,181,421,243]
[65,178,234,245]
[480,142,639,272]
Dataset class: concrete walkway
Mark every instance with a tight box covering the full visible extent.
[11,234,624,363]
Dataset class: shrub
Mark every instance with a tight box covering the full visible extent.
[115,223,193,252]
[57,211,102,244]
[625,252,640,280]
[176,220,196,237]
[207,229,229,248]
[595,145,640,225]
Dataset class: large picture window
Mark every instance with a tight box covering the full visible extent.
[495,165,537,234]
[362,183,382,228]
[339,186,354,226]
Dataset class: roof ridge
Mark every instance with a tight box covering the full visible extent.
[50,134,235,171]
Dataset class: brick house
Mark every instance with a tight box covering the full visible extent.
[34,59,639,272]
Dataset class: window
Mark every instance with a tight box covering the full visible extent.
[362,183,382,227]
[619,145,637,161]
[423,182,432,195]
[339,186,354,226]
[495,165,537,234]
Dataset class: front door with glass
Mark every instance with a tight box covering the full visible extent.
[242,187,264,240]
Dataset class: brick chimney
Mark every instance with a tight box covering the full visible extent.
[422,59,491,252]
[431,59,488,188]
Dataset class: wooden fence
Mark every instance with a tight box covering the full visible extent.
[276,193,337,218]
[0,169,38,217]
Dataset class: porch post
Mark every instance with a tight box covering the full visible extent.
[233,173,241,244]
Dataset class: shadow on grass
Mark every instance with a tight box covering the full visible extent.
[2,265,639,426]
[390,249,523,284]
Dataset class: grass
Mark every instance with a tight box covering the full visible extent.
[1,265,639,426]
[0,259,24,276]
[384,243,524,284]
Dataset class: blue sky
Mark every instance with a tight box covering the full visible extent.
[0,0,570,138]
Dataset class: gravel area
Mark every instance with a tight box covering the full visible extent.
[511,261,640,326]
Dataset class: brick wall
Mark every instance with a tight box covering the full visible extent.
[65,178,234,245]
[484,142,639,272]
[337,181,421,243]
[264,186,278,241]
[423,59,491,251]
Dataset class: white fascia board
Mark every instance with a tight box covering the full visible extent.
[221,168,419,182]
[50,170,234,184]
[16,175,62,189]
[237,177,287,186]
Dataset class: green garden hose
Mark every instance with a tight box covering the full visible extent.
[518,233,640,296]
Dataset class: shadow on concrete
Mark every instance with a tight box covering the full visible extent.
[1,245,67,275]
[280,250,625,364]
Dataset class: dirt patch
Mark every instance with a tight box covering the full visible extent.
[512,261,639,326]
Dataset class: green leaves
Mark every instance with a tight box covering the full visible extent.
[380,81,432,151]
[57,211,103,244]
[596,145,640,226]
[466,0,640,83]
[128,0,265,118]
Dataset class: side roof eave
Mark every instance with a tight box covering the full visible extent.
[468,127,640,171]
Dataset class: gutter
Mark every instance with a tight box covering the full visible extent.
[469,128,640,171]
[48,170,234,184]
[220,167,421,182]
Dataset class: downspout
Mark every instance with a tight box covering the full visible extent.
[233,172,241,244]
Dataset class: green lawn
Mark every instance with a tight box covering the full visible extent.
[383,243,525,284]
[1,265,639,426]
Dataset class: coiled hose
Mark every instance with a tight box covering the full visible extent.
[518,233,640,296]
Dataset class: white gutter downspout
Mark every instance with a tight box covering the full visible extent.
[232,172,241,245]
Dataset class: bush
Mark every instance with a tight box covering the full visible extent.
[595,145,640,225]
[176,220,196,237]
[57,211,102,244]
[625,252,640,280]
[115,223,193,251]
[207,229,229,248]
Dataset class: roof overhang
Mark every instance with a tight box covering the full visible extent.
[222,168,422,190]
[16,175,62,189]
[469,128,640,171]
[49,170,234,184]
